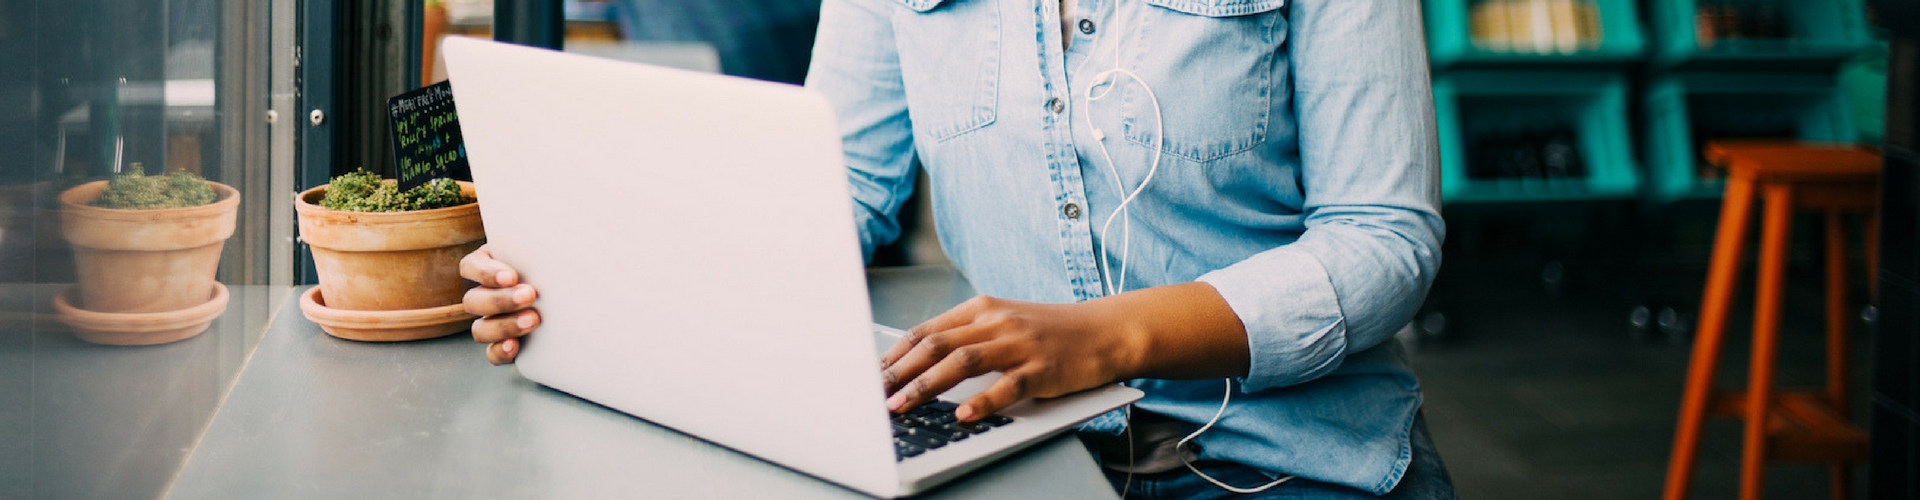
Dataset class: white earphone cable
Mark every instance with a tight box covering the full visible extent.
[1174,380,1296,493]
[1083,14,1161,298]
[1079,6,1156,497]
[1080,3,1290,496]
[1120,404,1135,497]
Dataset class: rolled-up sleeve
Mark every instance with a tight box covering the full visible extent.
[1198,0,1444,393]
[806,0,920,263]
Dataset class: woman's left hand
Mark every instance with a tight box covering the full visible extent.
[878,295,1147,422]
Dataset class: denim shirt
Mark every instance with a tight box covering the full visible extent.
[806,0,1443,494]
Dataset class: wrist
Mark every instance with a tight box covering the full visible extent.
[1089,296,1154,382]
[1087,282,1250,381]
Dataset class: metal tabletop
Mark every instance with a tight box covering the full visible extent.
[1,284,285,500]
[165,266,1118,499]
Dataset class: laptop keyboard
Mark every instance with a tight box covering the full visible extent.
[891,400,1014,461]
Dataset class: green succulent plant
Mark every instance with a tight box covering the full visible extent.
[319,170,473,212]
[90,164,218,210]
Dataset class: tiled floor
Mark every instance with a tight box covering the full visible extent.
[1410,252,1872,499]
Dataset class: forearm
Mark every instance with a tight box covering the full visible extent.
[1094,282,1250,381]
[808,0,917,262]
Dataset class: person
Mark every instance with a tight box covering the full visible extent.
[461,0,1454,498]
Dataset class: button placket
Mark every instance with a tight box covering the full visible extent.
[1040,2,1104,301]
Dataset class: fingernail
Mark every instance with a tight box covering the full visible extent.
[956,404,975,421]
[500,340,516,355]
[887,392,906,411]
[513,285,534,304]
[496,270,512,285]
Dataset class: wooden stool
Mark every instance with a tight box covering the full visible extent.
[1663,142,1879,500]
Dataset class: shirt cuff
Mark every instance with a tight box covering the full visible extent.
[852,202,877,263]
[1197,246,1347,392]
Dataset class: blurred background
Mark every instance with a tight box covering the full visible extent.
[0,0,1914,498]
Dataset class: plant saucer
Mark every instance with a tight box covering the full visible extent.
[53,283,230,346]
[299,286,473,342]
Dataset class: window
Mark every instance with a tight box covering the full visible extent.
[0,0,292,497]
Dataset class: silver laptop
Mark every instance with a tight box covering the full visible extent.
[442,37,1141,498]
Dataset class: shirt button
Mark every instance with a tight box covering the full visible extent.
[1079,19,1096,35]
[1046,97,1065,114]
[1063,203,1082,219]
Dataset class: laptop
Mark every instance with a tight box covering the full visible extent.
[441,37,1142,498]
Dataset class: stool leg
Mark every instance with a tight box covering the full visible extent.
[1666,176,1758,500]
[1824,211,1850,411]
[1743,184,1794,500]
[1823,211,1851,500]
[1831,463,1851,500]
[1865,213,1880,298]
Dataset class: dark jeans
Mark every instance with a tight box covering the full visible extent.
[1085,413,1456,499]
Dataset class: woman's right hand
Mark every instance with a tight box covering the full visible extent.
[460,244,540,365]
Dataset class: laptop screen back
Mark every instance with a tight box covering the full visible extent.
[442,37,898,494]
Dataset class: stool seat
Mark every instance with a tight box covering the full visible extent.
[1664,142,1880,500]
[1706,141,1881,182]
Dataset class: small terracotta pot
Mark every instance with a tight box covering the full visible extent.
[294,181,483,341]
[59,180,240,315]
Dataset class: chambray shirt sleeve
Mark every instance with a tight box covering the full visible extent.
[805,0,919,263]
[1196,0,1445,393]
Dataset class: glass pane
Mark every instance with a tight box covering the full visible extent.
[427,0,496,84]
[424,1,832,85]
[0,1,286,497]
[424,1,639,84]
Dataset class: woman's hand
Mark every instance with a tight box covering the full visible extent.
[879,295,1144,422]
[879,282,1251,422]
[460,245,540,365]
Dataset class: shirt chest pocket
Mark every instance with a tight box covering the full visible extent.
[892,0,1000,142]
[1120,0,1287,162]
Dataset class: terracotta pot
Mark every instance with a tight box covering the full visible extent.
[294,180,483,341]
[59,180,240,315]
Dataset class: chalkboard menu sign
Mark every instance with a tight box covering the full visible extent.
[388,81,470,191]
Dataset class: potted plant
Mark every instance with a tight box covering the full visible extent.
[295,170,483,341]
[53,165,239,345]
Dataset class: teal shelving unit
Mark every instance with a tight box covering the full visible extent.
[1649,0,1873,67]
[1641,73,1855,202]
[1435,71,1641,203]
[1424,0,1646,68]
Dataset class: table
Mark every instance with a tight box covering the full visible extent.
[0,284,284,500]
[166,266,1119,498]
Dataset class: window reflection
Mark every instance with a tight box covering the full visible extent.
[0,0,283,498]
